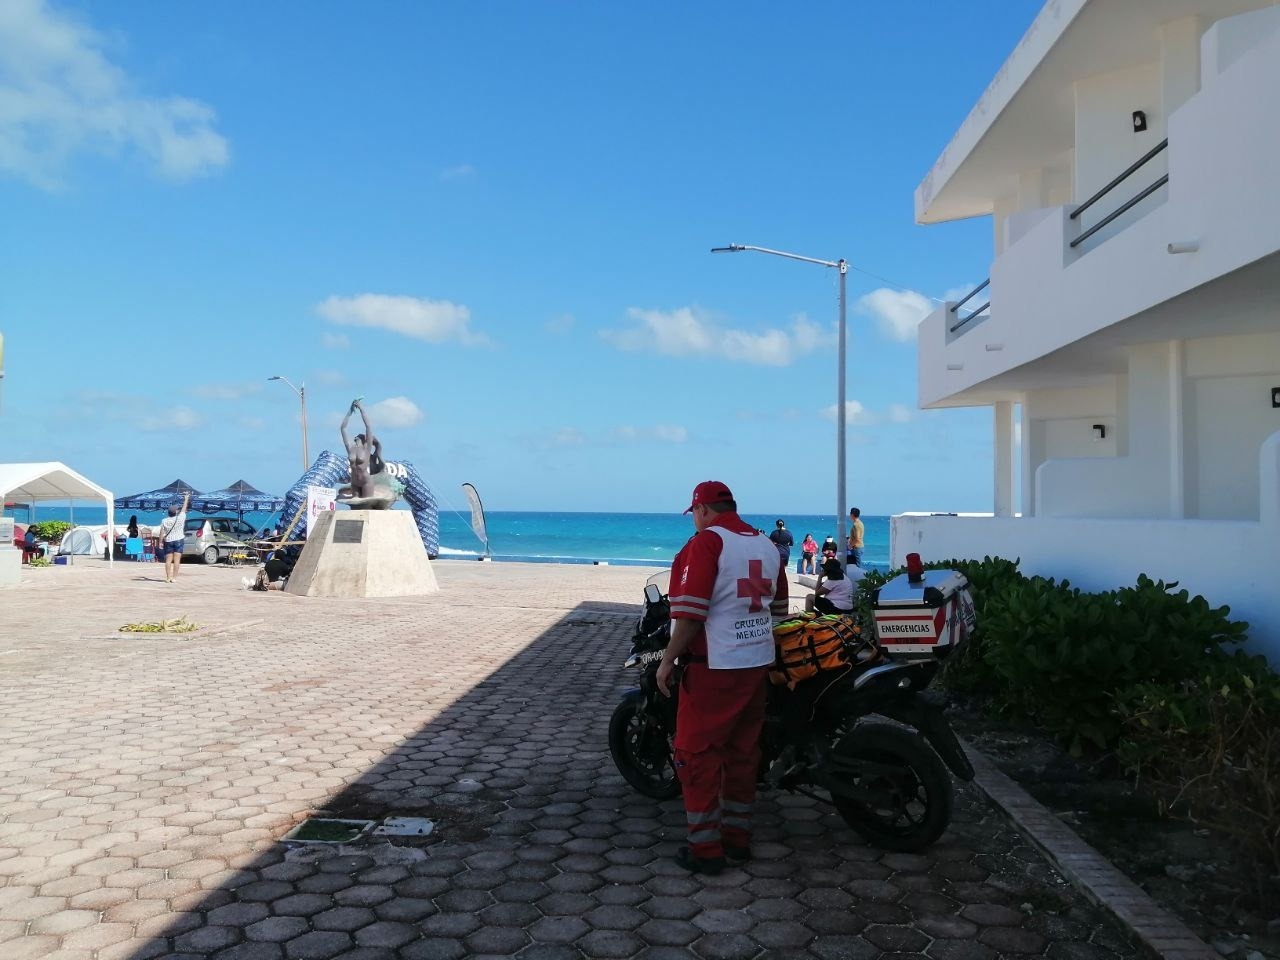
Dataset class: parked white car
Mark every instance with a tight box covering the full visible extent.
[183,516,258,565]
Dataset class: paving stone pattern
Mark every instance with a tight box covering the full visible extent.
[0,561,1140,958]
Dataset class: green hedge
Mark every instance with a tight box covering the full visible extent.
[26,520,71,543]
[856,555,1280,875]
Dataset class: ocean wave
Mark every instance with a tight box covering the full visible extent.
[437,546,480,557]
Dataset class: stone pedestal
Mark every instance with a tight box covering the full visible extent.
[285,510,439,598]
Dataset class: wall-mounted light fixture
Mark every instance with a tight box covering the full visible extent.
[946,362,964,371]
[985,343,1004,352]
[1167,240,1200,254]
[1132,110,1148,132]
[1093,423,1107,440]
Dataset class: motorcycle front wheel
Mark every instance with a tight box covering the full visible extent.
[608,696,681,800]
[828,722,953,852]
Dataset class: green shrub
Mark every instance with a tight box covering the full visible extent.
[1114,657,1280,879]
[27,520,71,543]
[858,558,1252,754]
[880,553,1275,888]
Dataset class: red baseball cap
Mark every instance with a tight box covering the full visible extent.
[684,481,734,514]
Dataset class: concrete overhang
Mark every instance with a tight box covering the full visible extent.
[924,251,1280,409]
[915,0,1271,225]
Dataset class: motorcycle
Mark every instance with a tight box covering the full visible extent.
[607,571,976,852]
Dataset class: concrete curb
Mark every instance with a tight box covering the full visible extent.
[962,738,1219,959]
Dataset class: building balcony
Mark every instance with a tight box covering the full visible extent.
[918,20,1280,410]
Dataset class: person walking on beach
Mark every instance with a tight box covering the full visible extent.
[768,519,793,572]
[847,507,865,569]
[800,533,818,575]
[656,481,789,875]
[156,493,190,582]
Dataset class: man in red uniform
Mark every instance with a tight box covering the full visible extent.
[656,481,789,874]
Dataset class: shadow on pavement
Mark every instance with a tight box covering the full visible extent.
[120,598,1138,960]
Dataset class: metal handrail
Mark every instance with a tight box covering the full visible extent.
[949,302,990,334]
[949,278,989,314]
[1069,174,1169,249]
[1071,138,1168,221]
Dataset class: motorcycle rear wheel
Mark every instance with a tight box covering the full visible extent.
[829,723,952,852]
[608,697,681,800]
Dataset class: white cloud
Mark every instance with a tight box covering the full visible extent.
[439,163,476,181]
[819,400,915,426]
[612,424,689,444]
[0,0,229,189]
[317,293,491,346]
[313,369,347,387]
[855,288,937,342]
[190,382,261,400]
[551,428,586,447]
[139,405,202,432]
[545,313,574,335]
[820,400,871,425]
[366,396,423,429]
[601,307,830,367]
[321,332,350,350]
[887,403,913,424]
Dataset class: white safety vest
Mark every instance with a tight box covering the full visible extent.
[703,527,780,669]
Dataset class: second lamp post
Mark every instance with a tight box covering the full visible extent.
[711,244,849,561]
[267,375,310,472]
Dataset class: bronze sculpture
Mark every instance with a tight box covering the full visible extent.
[337,399,399,510]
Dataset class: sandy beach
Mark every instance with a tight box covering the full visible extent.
[0,558,1145,959]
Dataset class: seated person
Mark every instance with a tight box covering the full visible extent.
[820,536,840,561]
[23,529,45,559]
[806,558,854,615]
[250,542,302,591]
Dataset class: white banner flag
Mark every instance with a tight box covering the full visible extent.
[307,486,337,527]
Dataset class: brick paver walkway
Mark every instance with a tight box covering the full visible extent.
[0,559,1139,958]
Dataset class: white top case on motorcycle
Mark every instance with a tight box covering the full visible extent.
[872,569,974,658]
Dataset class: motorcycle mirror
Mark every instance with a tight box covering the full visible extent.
[643,584,663,605]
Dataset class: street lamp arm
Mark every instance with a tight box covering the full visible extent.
[268,374,310,472]
[267,374,301,398]
[710,244,840,270]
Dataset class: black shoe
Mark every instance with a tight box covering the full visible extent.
[674,846,724,876]
[723,844,750,864]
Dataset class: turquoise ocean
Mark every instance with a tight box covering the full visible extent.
[6,505,889,572]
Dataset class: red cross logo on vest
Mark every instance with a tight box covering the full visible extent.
[736,559,772,612]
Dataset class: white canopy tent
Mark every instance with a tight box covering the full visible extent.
[0,462,114,566]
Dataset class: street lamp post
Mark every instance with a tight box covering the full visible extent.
[711,244,849,563]
[267,375,309,472]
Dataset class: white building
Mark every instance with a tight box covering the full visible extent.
[899,0,1280,662]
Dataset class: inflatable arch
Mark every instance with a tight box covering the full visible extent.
[280,450,440,557]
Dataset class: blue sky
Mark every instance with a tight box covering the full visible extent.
[0,0,1040,516]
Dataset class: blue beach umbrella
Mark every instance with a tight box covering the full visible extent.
[188,479,285,522]
[113,478,199,512]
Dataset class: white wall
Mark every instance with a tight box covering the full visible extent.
[1074,63,1165,201]
[1203,5,1280,79]
[1184,331,1280,520]
[1035,343,1179,519]
[893,429,1280,664]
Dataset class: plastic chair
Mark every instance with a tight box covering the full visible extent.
[124,537,144,561]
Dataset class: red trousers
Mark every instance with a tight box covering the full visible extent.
[673,663,767,859]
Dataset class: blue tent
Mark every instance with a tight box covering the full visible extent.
[113,478,199,512]
[188,479,284,520]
